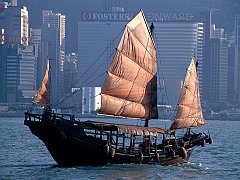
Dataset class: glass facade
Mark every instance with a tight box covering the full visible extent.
[78,21,125,87]
[235,15,240,104]
[77,11,207,106]
[18,45,36,100]
[208,38,228,105]
[42,10,66,104]
[154,22,204,105]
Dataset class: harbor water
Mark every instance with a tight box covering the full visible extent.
[0,117,239,180]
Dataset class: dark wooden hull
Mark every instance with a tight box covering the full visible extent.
[24,120,111,166]
[24,116,194,166]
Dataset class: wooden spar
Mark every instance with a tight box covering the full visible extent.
[163,134,165,153]
[110,131,112,145]
[129,134,133,152]
[154,136,157,153]
[144,118,149,127]
[132,135,136,151]
[122,133,125,150]
[116,130,119,149]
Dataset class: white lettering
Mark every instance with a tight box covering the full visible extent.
[179,13,185,21]
[109,13,114,20]
[125,13,130,20]
[119,13,124,20]
[162,13,172,21]
[172,13,178,21]
[97,13,103,20]
[113,13,118,20]
[155,13,162,21]
[103,13,108,20]
[146,12,154,21]
[186,13,193,21]
[81,12,195,22]
[92,13,97,20]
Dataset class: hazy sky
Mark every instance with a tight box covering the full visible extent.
[17,0,240,53]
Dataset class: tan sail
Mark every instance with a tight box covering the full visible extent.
[34,61,50,108]
[170,57,208,130]
[98,10,158,119]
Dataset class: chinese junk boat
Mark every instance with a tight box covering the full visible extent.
[24,10,212,166]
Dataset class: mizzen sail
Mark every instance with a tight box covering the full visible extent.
[34,61,50,108]
[98,10,158,119]
[170,57,207,130]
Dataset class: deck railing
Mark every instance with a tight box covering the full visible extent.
[24,111,77,126]
[24,111,173,156]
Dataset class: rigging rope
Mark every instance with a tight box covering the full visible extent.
[153,32,170,129]
[54,27,125,108]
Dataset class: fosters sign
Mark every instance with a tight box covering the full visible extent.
[81,11,196,22]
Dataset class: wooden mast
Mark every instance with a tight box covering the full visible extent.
[144,22,155,127]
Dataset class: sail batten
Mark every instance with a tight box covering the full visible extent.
[103,71,153,103]
[116,49,156,76]
[34,61,50,108]
[100,94,157,119]
[123,26,156,61]
[99,11,158,119]
[171,57,207,130]
[108,51,156,88]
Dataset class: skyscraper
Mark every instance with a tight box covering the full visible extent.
[0,44,7,102]
[29,28,42,89]
[42,10,65,72]
[234,14,240,105]
[63,53,78,92]
[206,38,228,106]
[228,41,235,105]
[18,45,37,102]
[6,47,18,103]
[29,28,41,57]
[154,22,205,105]
[78,10,209,106]
[0,4,29,46]
[40,23,58,105]
[42,10,66,105]
[0,1,32,103]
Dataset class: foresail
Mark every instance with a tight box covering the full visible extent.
[98,10,158,119]
[170,57,207,130]
[34,61,50,108]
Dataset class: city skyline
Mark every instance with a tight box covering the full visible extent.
[0,0,240,111]
[17,0,239,53]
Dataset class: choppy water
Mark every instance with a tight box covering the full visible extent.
[0,117,239,180]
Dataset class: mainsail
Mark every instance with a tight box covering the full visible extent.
[98,10,158,119]
[170,57,208,130]
[34,61,50,108]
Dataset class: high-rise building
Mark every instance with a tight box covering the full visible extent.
[0,44,7,102]
[228,43,235,105]
[0,1,30,103]
[206,38,228,106]
[41,23,58,105]
[42,10,66,105]
[17,45,37,102]
[29,28,41,56]
[0,4,29,46]
[64,53,78,92]
[42,10,65,72]
[154,22,205,105]
[6,47,18,103]
[1,45,37,103]
[212,24,225,39]
[234,14,240,104]
[82,87,101,115]
[78,10,209,106]
[29,28,42,89]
